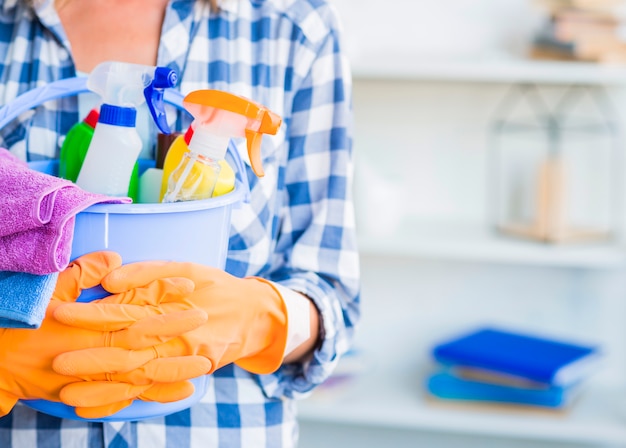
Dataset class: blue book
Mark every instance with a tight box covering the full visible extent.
[426,368,577,408]
[431,327,601,387]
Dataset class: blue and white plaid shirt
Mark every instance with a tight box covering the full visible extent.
[0,0,360,446]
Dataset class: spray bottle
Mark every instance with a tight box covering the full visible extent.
[137,132,182,203]
[159,125,235,201]
[76,61,177,197]
[162,90,281,203]
[58,108,99,182]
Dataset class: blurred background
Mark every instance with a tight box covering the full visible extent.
[298,1,626,447]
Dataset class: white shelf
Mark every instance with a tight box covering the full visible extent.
[358,220,626,269]
[299,369,626,446]
[350,54,626,85]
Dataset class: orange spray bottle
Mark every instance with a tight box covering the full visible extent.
[161,90,281,203]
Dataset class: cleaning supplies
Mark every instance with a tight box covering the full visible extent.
[127,163,140,203]
[76,61,177,197]
[162,90,281,203]
[137,132,181,203]
[58,109,99,182]
[159,126,235,201]
[159,127,193,201]
[161,127,222,202]
[59,106,140,201]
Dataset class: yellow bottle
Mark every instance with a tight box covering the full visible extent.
[159,126,235,202]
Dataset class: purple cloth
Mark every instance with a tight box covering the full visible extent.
[0,148,130,274]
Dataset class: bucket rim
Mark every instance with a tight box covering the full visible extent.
[82,179,245,214]
[27,159,246,214]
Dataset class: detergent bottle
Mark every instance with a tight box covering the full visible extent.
[76,61,177,197]
[159,126,235,201]
[159,126,194,201]
[58,108,99,182]
[162,90,281,203]
[137,132,181,203]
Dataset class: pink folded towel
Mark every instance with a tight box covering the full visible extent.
[0,149,130,274]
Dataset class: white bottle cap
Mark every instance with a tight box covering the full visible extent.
[188,126,230,160]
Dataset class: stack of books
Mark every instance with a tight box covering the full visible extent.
[531,0,626,63]
[426,327,603,409]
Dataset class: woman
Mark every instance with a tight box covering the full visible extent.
[0,0,360,447]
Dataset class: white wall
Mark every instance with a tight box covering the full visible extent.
[332,0,544,61]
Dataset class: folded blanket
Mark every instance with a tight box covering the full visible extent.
[0,148,130,274]
[0,271,58,328]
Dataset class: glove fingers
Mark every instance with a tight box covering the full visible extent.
[118,309,208,349]
[122,356,211,383]
[53,347,156,376]
[53,302,192,332]
[55,335,202,378]
[53,277,195,331]
[102,261,210,293]
[55,251,123,302]
[100,276,195,306]
[138,381,195,403]
[81,356,211,385]
[0,390,19,417]
[72,382,196,419]
[53,303,150,331]
[74,400,134,420]
[60,382,151,408]
[145,356,211,382]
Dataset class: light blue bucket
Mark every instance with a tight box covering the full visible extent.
[0,77,249,421]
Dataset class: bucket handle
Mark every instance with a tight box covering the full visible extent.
[0,77,251,202]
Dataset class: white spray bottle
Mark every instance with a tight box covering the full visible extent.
[76,61,177,196]
[162,89,281,203]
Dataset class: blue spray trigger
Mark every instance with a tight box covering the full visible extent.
[144,67,178,134]
[153,67,178,89]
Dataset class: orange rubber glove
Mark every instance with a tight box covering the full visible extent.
[0,252,211,419]
[53,261,289,380]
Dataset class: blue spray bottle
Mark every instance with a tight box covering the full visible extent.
[75,61,177,197]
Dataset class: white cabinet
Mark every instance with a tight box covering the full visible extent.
[297,57,626,448]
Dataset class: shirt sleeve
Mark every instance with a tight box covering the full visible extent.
[256,19,361,399]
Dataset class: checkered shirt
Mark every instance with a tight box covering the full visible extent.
[0,0,360,446]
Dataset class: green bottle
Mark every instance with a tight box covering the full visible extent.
[127,162,140,202]
[58,109,99,182]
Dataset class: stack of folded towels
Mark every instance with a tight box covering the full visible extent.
[0,148,129,328]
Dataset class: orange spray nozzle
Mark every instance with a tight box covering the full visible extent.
[183,90,282,177]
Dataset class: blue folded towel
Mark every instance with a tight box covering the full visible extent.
[0,271,58,328]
